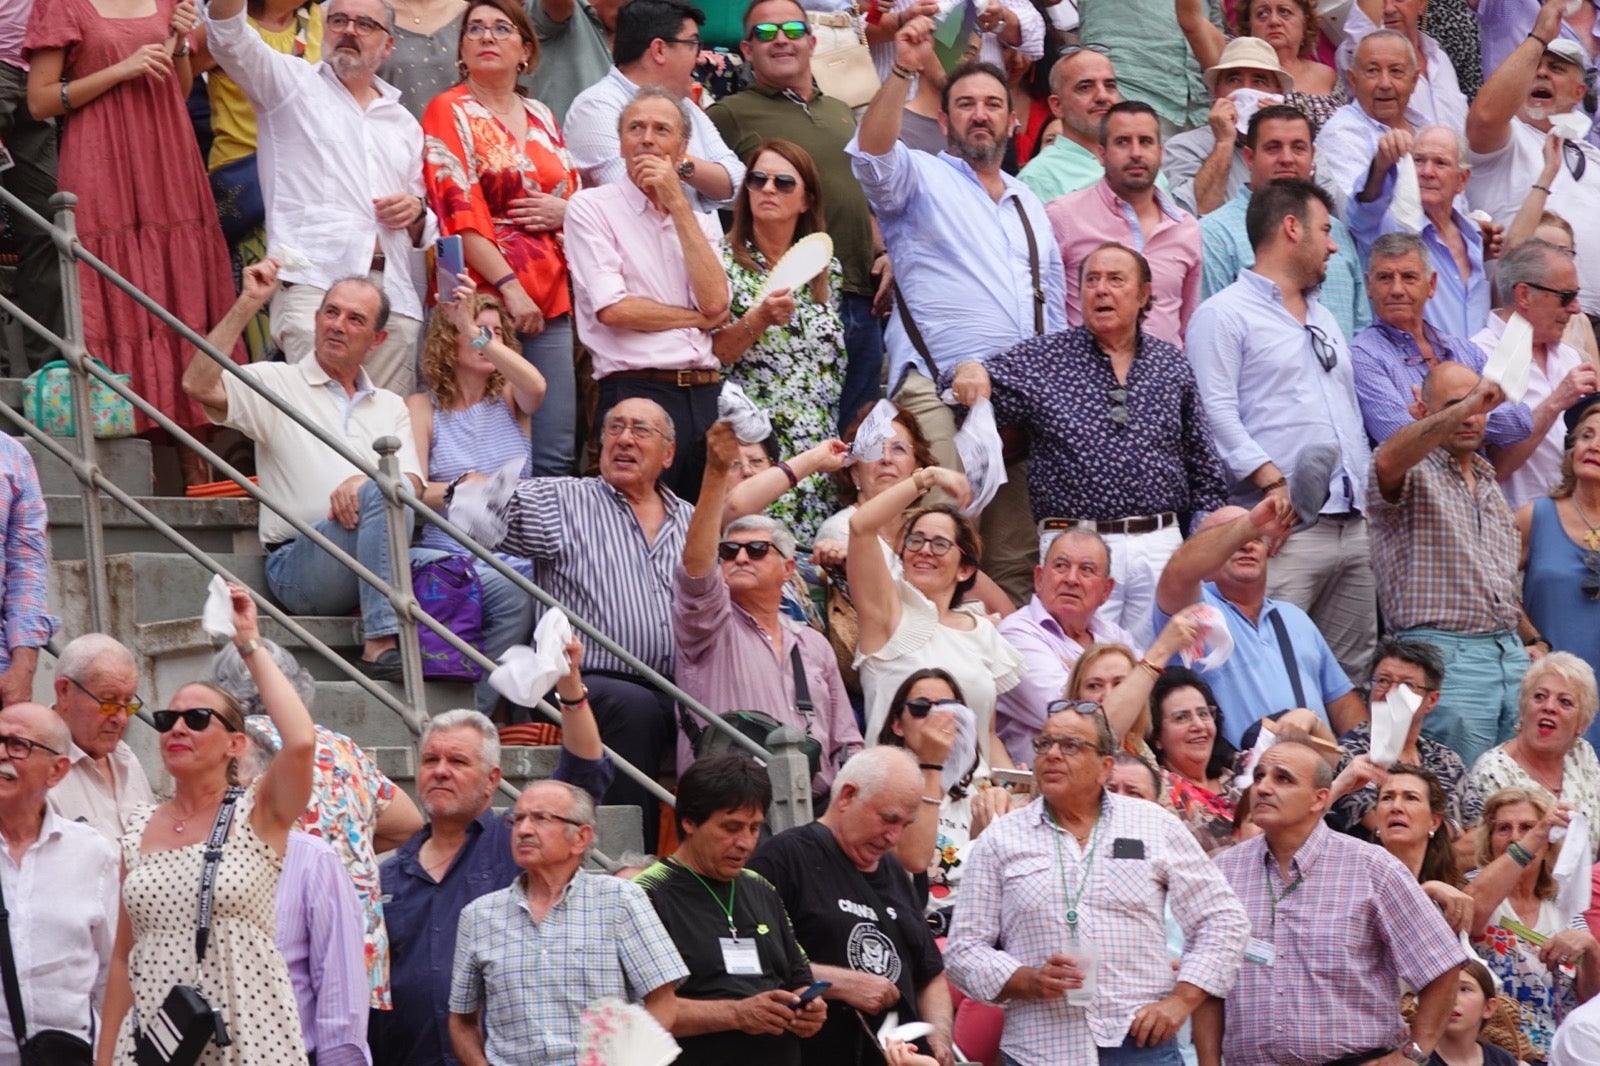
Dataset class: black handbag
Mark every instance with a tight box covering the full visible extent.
[131,789,241,1066]
[0,859,95,1066]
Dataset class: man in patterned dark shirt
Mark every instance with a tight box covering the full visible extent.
[946,242,1227,643]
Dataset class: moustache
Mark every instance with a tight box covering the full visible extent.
[0,763,17,781]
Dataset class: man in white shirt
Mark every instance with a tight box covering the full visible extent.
[1316,29,1429,221]
[0,702,119,1062]
[1337,0,1467,131]
[205,0,436,396]
[46,634,153,841]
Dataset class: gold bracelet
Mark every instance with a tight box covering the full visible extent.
[1137,658,1162,679]
[920,795,942,805]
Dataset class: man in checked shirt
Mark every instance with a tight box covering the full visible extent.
[944,703,1248,1065]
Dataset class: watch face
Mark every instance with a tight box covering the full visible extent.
[677,159,695,179]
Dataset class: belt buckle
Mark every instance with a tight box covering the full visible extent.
[676,369,692,387]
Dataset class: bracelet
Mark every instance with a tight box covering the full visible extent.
[1529,30,1552,48]
[236,636,263,658]
[1508,841,1535,867]
[1532,183,1553,194]
[777,460,799,488]
[59,82,71,114]
[1260,477,1288,492]
[890,63,916,80]
[1136,658,1163,679]
[920,795,942,805]
[556,685,589,707]
[919,762,943,772]
[491,272,516,291]
[912,469,928,492]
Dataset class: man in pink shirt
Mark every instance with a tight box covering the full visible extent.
[1045,101,1202,349]
[564,85,732,500]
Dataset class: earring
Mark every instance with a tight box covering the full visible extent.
[1429,828,1437,838]
[456,60,468,78]
[518,60,529,73]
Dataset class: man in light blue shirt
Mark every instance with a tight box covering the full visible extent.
[1314,30,1426,221]
[1201,104,1369,343]
[1185,178,1376,689]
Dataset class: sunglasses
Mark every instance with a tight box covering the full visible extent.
[1584,550,1600,600]
[67,675,144,718]
[717,539,782,561]
[152,708,240,734]
[746,169,800,193]
[903,697,965,718]
[748,20,808,41]
[1107,385,1129,429]
[1305,323,1338,373]
[1524,281,1580,306]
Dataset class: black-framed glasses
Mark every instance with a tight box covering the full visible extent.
[0,732,61,760]
[66,675,144,718]
[464,20,518,40]
[745,170,800,193]
[904,531,956,556]
[1165,704,1218,726]
[152,708,239,734]
[1369,674,1438,694]
[1305,323,1338,373]
[326,12,388,36]
[1584,550,1600,600]
[1107,385,1129,429]
[1524,281,1580,306]
[1031,734,1103,757]
[717,539,782,562]
[903,697,964,718]
[748,20,808,42]
[505,809,585,829]
[662,35,702,48]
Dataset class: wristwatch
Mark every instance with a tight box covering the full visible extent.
[1398,1040,1428,1064]
[469,325,492,350]
[676,158,696,180]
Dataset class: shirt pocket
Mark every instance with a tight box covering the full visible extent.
[1001,855,1058,914]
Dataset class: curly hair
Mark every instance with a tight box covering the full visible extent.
[420,293,516,410]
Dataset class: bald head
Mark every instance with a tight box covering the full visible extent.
[1199,505,1249,533]
[1420,361,1480,409]
[3,702,70,753]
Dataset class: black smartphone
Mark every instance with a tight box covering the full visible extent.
[793,980,831,1007]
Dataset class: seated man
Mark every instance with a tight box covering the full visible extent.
[674,423,862,801]
[1351,231,1531,447]
[47,633,152,840]
[182,259,421,681]
[564,87,732,501]
[1153,499,1365,746]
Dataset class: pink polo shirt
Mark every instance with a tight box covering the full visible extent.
[563,179,726,378]
[1046,178,1202,349]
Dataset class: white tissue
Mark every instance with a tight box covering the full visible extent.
[716,383,773,445]
[1177,604,1234,672]
[1484,313,1535,403]
[488,609,576,707]
[202,573,236,640]
[269,244,312,272]
[1550,111,1593,143]
[1234,722,1280,791]
[447,455,525,548]
[1228,88,1285,135]
[1369,683,1423,766]
[1552,811,1593,928]
[1390,153,1426,234]
[951,397,1007,515]
[932,701,979,796]
[876,1012,935,1050]
[849,399,900,464]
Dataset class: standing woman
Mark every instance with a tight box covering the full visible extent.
[25,0,242,482]
[99,583,316,1065]
[422,0,580,475]
[377,0,467,117]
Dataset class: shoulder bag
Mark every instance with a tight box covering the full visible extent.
[811,6,881,108]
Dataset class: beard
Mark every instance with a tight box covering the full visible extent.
[328,41,377,81]
[947,125,1008,167]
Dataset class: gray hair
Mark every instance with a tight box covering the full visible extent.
[1416,125,1469,168]
[211,639,317,716]
[1356,28,1418,72]
[57,634,136,683]
[1496,239,1567,304]
[600,399,677,444]
[1367,231,1434,278]
[238,716,279,785]
[1519,651,1600,733]
[1041,526,1111,569]
[723,514,797,559]
[421,709,501,769]
[829,745,920,804]
[322,276,392,333]
[618,85,694,140]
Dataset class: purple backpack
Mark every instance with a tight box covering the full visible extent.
[410,554,485,681]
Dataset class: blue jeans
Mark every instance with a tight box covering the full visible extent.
[409,548,535,714]
[1402,627,1528,768]
[837,291,885,434]
[1004,1035,1181,1066]
[265,480,411,639]
[523,314,575,476]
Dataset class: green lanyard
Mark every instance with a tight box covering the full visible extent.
[1047,807,1101,935]
[678,859,739,938]
[1265,863,1303,930]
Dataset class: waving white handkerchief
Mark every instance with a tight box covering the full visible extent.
[1178,604,1234,672]
[268,244,312,273]
[952,397,1007,514]
[1483,312,1534,403]
[849,398,900,463]
[716,383,773,444]
[448,455,524,548]
[488,609,575,706]
[1552,811,1593,927]
[930,701,979,796]
[201,573,236,640]
[1390,153,1425,234]
[1369,683,1422,766]
[1228,88,1284,134]
[876,1011,935,1051]
[1550,110,1593,143]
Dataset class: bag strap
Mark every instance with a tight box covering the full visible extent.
[1266,608,1307,710]
[789,643,814,733]
[891,278,941,385]
[0,872,29,1046]
[195,788,245,967]
[1009,197,1046,336]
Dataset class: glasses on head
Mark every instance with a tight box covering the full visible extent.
[1107,385,1129,430]
[903,696,964,719]
[464,20,519,40]
[1060,43,1111,57]
[601,418,664,441]
[152,708,240,734]
[0,732,61,760]
[1165,704,1218,726]
[904,531,957,556]
[717,539,783,562]
[745,170,800,194]
[1583,550,1600,600]
[1304,323,1338,373]
[1031,734,1105,757]
[662,35,701,48]
[748,20,808,41]
[1369,674,1437,694]
[1524,281,1581,306]
[67,676,144,718]
[326,12,389,36]
[505,809,584,829]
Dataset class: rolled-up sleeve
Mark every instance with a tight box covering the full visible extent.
[848,135,921,219]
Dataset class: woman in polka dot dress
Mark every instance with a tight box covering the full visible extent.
[100,582,315,1065]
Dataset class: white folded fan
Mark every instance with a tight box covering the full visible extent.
[1369,683,1423,766]
[755,232,834,303]
[578,997,681,1066]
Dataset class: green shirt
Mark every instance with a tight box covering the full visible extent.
[1080,0,1220,130]
[1017,136,1171,205]
[526,0,613,124]
[707,81,875,296]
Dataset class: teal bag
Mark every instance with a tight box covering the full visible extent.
[23,358,136,439]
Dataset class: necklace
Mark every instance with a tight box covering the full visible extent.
[468,84,520,119]
[1573,494,1600,550]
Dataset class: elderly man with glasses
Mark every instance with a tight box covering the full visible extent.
[945,701,1248,1066]
[47,633,153,840]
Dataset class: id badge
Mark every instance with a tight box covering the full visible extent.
[1243,937,1276,967]
[720,936,762,975]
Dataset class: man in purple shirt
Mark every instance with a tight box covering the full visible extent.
[673,422,862,800]
[276,833,370,1066]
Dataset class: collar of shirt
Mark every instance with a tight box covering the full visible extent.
[513,867,581,918]
[1367,318,1456,366]
[1209,582,1292,636]
[1236,268,1322,312]
[617,177,664,218]
[1422,443,1497,487]
[1025,786,1114,832]
[1091,176,1186,232]
[315,58,403,111]
[1348,98,1431,137]
[0,805,69,856]
[1478,309,1578,362]
[748,79,820,108]
[1257,818,1332,881]
[598,474,685,519]
[936,149,1028,206]
[398,806,494,872]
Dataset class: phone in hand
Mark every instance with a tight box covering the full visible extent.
[793,980,831,1007]
[435,234,465,303]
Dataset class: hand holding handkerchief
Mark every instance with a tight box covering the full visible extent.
[488,609,576,706]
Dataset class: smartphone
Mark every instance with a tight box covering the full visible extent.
[793,980,831,1007]
[989,768,1034,792]
[435,234,465,302]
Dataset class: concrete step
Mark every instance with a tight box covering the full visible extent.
[43,494,260,560]
[22,434,152,496]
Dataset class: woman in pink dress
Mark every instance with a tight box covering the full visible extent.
[26,0,240,478]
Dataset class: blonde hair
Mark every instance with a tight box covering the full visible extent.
[1475,787,1557,900]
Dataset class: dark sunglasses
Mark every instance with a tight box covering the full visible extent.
[748,20,808,41]
[152,708,240,734]
[1107,385,1129,429]
[1524,281,1581,306]
[717,539,782,562]
[1304,323,1338,373]
[745,169,800,193]
[903,696,964,718]
[1584,550,1600,600]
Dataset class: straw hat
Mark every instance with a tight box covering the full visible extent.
[1203,36,1295,95]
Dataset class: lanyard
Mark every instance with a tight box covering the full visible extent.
[1047,806,1101,934]
[678,859,739,937]
[1265,863,1303,930]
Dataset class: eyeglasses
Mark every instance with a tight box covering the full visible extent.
[745,170,800,193]
[1524,281,1581,306]
[748,20,808,41]
[1584,550,1600,600]
[903,697,964,718]
[904,531,957,556]
[661,35,701,49]
[1165,704,1218,726]
[1369,674,1437,694]
[1031,734,1105,757]
[505,809,585,829]
[0,732,61,760]
[326,12,389,36]
[1107,385,1129,429]
[717,539,783,562]
[1305,323,1338,373]
[152,708,240,734]
[66,676,144,718]
[1060,43,1111,57]
[464,20,519,40]
[601,418,664,441]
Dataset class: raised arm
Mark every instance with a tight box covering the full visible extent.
[857,16,934,156]
[684,422,740,578]
[723,438,849,526]
[1373,375,1503,500]
[1101,606,1204,740]
[1154,496,1294,615]
[1174,0,1226,71]
[1467,0,1564,153]
[847,467,971,653]
[236,584,316,845]
[182,257,280,420]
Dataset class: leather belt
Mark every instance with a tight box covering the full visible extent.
[605,368,722,387]
[369,251,387,273]
[1042,512,1178,536]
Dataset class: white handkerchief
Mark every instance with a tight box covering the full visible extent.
[447,455,524,548]
[1390,153,1425,234]
[1178,604,1234,672]
[201,573,236,640]
[1550,111,1594,143]
[1369,683,1422,765]
[951,397,1007,515]
[849,399,900,464]
[1552,811,1593,927]
[716,382,773,444]
[488,609,576,707]
[1235,721,1280,790]
[268,244,312,273]
[927,701,978,796]
[1228,88,1284,135]
[876,1011,935,1050]
[1484,313,1535,403]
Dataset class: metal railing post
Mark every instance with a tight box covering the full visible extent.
[49,191,108,633]
[763,726,814,832]
[375,437,428,730]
